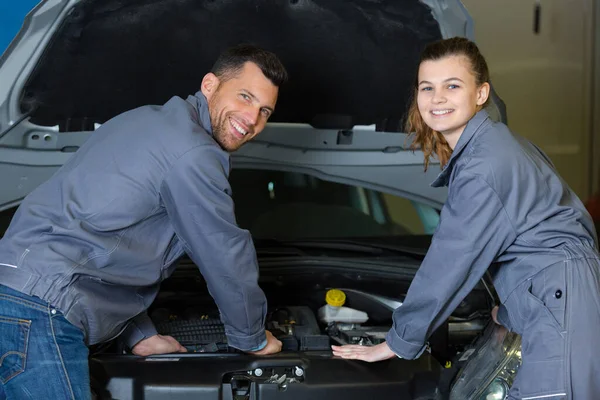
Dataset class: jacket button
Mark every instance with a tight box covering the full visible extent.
[555,290,563,299]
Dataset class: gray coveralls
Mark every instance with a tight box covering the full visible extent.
[384,110,600,399]
[501,244,600,400]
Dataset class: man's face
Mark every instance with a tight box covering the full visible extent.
[201,62,279,152]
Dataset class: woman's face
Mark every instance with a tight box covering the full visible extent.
[417,55,490,149]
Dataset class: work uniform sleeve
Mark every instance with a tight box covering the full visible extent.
[386,173,516,359]
[121,312,159,349]
[159,145,267,351]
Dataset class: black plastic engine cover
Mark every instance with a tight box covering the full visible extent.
[90,352,443,400]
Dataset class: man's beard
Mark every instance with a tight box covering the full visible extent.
[208,99,244,152]
[212,115,243,152]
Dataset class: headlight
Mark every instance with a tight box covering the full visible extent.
[449,322,521,400]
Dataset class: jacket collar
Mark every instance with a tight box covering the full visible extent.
[186,91,213,135]
[430,109,491,188]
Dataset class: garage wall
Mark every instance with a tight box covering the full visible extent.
[460,0,596,199]
[593,0,600,195]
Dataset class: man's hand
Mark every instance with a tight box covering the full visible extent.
[247,330,282,355]
[132,334,188,356]
[331,342,397,362]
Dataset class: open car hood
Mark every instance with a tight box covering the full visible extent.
[0,0,506,211]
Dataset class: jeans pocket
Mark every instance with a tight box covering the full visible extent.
[0,316,31,384]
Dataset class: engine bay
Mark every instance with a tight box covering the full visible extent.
[148,302,394,354]
[115,261,491,367]
[89,261,493,399]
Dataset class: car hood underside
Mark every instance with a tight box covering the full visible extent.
[22,0,442,130]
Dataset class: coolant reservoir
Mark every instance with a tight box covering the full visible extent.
[318,289,368,324]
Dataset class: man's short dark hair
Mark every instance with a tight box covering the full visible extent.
[211,44,288,87]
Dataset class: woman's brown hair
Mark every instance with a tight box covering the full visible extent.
[407,37,490,171]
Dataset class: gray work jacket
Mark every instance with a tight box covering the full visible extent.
[385,110,598,359]
[0,92,267,350]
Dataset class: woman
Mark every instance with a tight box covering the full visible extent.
[332,37,600,399]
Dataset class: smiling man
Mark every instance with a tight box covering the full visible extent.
[0,44,287,400]
[205,59,278,151]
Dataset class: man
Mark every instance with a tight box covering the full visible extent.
[0,44,287,400]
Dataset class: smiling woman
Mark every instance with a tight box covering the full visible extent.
[416,56,490,149]
[408,38,491,170]
[334,37,600,400]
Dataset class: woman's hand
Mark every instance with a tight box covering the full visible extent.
[331,342,398,362]
[491,305,500,325]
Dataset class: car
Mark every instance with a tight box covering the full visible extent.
[0,0,520,399]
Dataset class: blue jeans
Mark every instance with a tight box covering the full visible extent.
[0,284,90,400]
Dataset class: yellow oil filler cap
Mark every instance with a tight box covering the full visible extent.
[325,289,346,307]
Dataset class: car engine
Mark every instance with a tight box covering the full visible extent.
[148,303,393,353]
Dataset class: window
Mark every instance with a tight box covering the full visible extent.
[230,170,440,239]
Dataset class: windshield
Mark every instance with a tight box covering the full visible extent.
[231,169,440,239]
